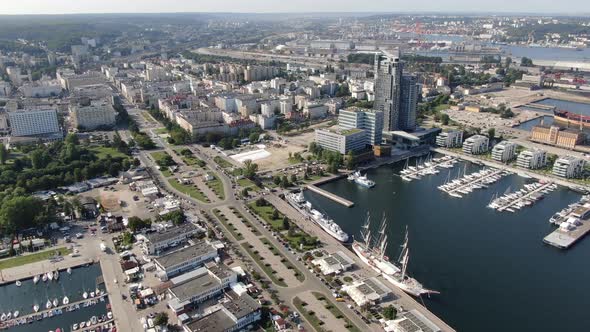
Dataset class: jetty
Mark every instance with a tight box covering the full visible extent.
[543,222,590,249]
[305,184,354,207]
[491,182,557,212]
[544,199,590,249]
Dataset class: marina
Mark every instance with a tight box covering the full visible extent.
[303,156,589,332]
[399,155,458,182]
[438,167,507,198]
[488,181,558,212]
[0,264,111,332]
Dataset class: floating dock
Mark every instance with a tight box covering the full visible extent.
[305,184,354,207]
[543,222,590,249]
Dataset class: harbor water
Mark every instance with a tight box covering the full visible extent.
[303,159,590,332]
[0,264,109,332]
[514,115,554,131]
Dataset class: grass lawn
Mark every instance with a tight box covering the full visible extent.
[260,238,305,282]
[0,247,72,270]
[151,151,175,177]
[206,174,225,200]
[249,203,285,231]
[434,104,451,112]
[293,297,328,332]
[237,178,261,192]
[214,156,234,169]
[312,292,361,332]
[241,242,288,287]
[167,178,210,203]
[90,146,129,160]
[213,209,244,241]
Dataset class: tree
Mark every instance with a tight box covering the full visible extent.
[255,198,267,207]
[282,217,290,230]
[280,175,290,188]
[0,196,44,238]
[521,57,534,67]
[241,187,250,197]
[272,209,279,220]
[382,305,397,320]
[346,151,355,170]
[0,145,7,165]
[160,210,185,225]
[440,113,450,125]
[487,128,496,141]
[249,132,260,143]
[127,216,151,232]
[290,174,297,184]
[154,312,169,326]
[243,160,259,179]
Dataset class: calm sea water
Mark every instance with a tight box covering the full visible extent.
[0,264,109,332]
[500,45,590,62]
[303,159,589,332]
[536,98,590,115]
[514,115,554,130]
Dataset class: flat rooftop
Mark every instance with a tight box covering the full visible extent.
[146,223,199,244]
[154,241,216,270]
[169,271,218,302]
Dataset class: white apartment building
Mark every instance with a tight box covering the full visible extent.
[19,80,62,98]
[436,131,463,148]
[553,156,586,179]
[315,128,367,154]
[8,109,60,137]
[338,107,384,146]
[304,103,328,120]
[491,141,517,163]
[516,149,547,170]
[70,99,116,130]
[462,135,489,155]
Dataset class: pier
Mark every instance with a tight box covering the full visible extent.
[543,222,590,249]
[305,184,354,207]
[493,182,556,212]
[0,294,108,330]
[442,168,505,197]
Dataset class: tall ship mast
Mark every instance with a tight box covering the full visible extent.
[352,214,438,297]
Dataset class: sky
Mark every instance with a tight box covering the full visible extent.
[0,0,589,15]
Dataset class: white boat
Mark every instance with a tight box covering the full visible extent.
[352,214,438,297]
[0,313,6,322]
[107,311,113,319]
[42,274,48,282]
[308,208,349,242]
[5,312,11,320]
[349,171,376,188]
[54,270,59,280]
[72,323,79,330]
[63,296,69,305]
[33,304,40,312]
[47,272,53,281]
[67,267,72,275]
[13,311,18,318]
[80,322,86,328]
[401,176,412,182]
[90,292,95,298]
[91,316,97,325]
[53,298,59,307]
[15,280,21,287]
[83,291,88,299]
[100,242,107,252]
[33,275,40,284]
[46,300,52,309]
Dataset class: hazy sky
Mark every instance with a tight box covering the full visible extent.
[1,0,588,15]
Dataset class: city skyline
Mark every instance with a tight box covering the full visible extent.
[1,0,590,15]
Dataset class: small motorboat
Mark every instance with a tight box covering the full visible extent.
[107,311,113,319]
[46,300,52,309]
[34,275,40,284]
[33,304,40,312]
[72,323,79,330]
[15,280,21,287]
[83,291,88,299]
[13,311,19,318]
[53,298,59,307]
[90,292,95,298]
[54,270,59,280]
[0,313,6,322]
[47,271,53,281]
[42,274,48,282]
[95,288,100,296]
[86,320,91,327]
[80,321,86,328]
[6,312,11,320]
[67,267,72,275]
[91,316,97,325]
[63,296,69,305]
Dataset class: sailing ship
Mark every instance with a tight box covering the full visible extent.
[352,214,439,297]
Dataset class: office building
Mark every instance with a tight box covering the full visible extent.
[143,223,202,255]
[154,240,219,281]
[553,156,585,179]
[531,125,585,149]
[374,50,419,131]
[436,130,463,148]
[70,99,117,130]
[491,141,517,163]
[462,135,489,155]
[516,149,547,170]
[338,107,384,145]
[8,109,60,137]
[314,128,367,154]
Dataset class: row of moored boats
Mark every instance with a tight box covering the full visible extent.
[488,182,557,212]
[438,168,508,198]
[286,192,349,242]
[400,155,458,182]
[549,195,590,231]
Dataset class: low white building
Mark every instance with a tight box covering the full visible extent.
[304,103,328,120]
[342,277,391,307]
[154,240,218,281]
[311,251,355,275]
[462,135,489,155]
[143,223,202,255]
[516,149,547,169]
[553,156,585,179]
[436,131,463,148]
[491,141,517,163]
